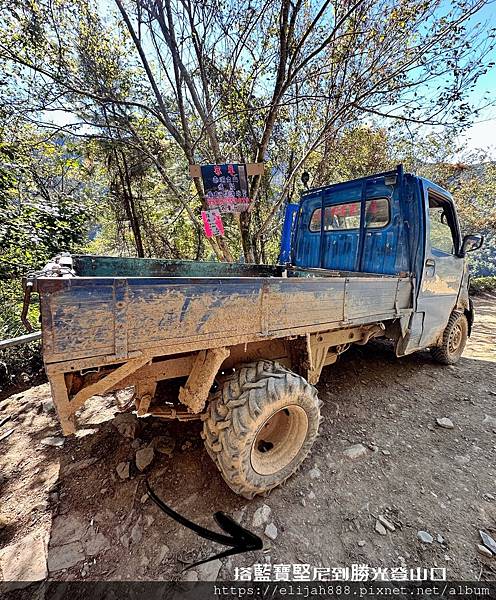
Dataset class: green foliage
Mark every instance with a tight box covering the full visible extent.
[467,234,496,277]
[0,133,94,268]
[0,129,98,382]
[1,0,494,262]
[394,137,496,276]
[470,276,496,295]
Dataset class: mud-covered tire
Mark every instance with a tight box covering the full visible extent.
[430,312,468,365]
[201,360,321,499]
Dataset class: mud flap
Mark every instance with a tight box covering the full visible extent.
[466,297,474,336]
[396,311,424,356]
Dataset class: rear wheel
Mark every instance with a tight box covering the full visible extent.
[430,312,468,365]
[202,360,321,499]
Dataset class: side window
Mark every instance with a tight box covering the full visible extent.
[309,208,322,232]
[309,198,390,232]
[365,198,389,228]
[429,197,455,254]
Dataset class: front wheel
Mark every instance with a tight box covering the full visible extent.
[430,312,468,365]
[202,361,321,499]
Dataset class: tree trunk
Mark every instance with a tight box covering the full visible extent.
[120,151,145,257]
[239,211,254,263]
[114,150,145,258]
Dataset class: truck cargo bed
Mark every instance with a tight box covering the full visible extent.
[35,256,413,367]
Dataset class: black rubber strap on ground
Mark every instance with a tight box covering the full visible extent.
[145,480,263,570]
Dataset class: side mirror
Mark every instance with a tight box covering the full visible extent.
[460,233,484,256]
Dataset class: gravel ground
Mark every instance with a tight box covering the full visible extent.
[0,295,495,587]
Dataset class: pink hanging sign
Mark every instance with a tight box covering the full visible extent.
[201,209,225,238]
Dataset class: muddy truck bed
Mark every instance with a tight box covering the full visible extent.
[26,254,414,440]
[34,255,413,367]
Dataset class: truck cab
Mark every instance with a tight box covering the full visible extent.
[280,165,483,357]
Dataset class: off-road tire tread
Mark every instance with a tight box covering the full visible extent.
[430,311,468,365]
[202,360,320,499]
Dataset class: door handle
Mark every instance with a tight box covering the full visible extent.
[425,259,435,267]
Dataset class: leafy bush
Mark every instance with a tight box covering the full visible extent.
[0,135,92,390]
[469,276,496,295]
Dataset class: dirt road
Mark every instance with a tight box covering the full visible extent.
[0,295,495,586]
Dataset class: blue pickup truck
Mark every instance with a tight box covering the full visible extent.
[28,165,483,498]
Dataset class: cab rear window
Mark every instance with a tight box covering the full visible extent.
[309,198,390,232]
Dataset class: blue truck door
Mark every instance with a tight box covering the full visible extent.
[403,182,464,352]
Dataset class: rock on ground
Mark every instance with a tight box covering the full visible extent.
[84,525,109,556]
[48,515,109,569]
[417,531,433,544]
[113,412,139,439]
[343,444,368,459]
[375,520,387,536]
[130,521,143,545]
[0,529,48,589]
[482,414,496,428]
[195,559,222,581]
[155,545,170,565]
[377,515,395,532]
[265,523,278,540]
[436,418,454,429]
[477,544,493,558]
[64,457,98,476]
[48,542,85,573]
[182,569,199,581]
[41,400,55,413]
[479,530,496,554]
[47,541,85,572]
[41,436,65,447]
[252,504,271,527]
[50,515,86,546]
[135,447,154,471]
[308,467,322,479]
[116,461,130,480]
[153,434,176,456]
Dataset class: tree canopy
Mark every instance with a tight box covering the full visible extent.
[0,0,495,359]
[1,0,494,262]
